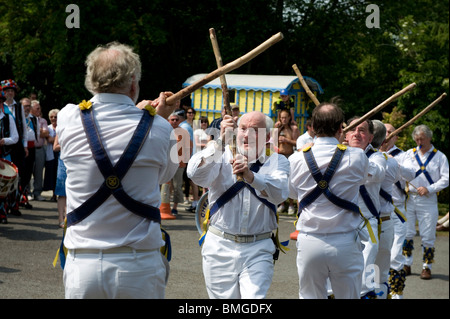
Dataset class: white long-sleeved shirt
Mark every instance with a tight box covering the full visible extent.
[57,93,178,250]
[359,144,386,219]
[4,100,27,148]
[379,153,400,216]
[289,137,369,234]
[387,146,416,207]
[402,145,449,195]
[25,114,38,143]
[187,143,290,235]
[0,112,19,146]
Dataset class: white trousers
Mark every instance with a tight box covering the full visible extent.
[202,231,276,299]
[390,207,407,271]
[374,216,394,299]
[64,249,168,299]
[405,193,439,268]
[297,231,363,299]
[359,217,379,296]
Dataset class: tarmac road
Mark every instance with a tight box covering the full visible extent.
[0,195,448,299]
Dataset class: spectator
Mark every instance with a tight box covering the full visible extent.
[43,109,58,201]
[177,108,199,212]
[31,100,49,201]
[275,109,300,215]
[194,116,211,153]
[273,89,296,126]
[0,87,19,224]
[53,134,66,228]
[194,116,211,196]
[1,79,27,217]
[185,106,196,132]
[20,98,37,209]
[296,118,315,151]
[231,104,241,119]
[168,112,192,215]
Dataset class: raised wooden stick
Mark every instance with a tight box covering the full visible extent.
[292,64,320,106]
[344,82,416,133]
[209,28,242,181]
[209,28,231,115]
[385,92,447,141]
[166,32,284,105]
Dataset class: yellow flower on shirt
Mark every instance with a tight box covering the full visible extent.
[144,104,156,116]
[79,100,92,111]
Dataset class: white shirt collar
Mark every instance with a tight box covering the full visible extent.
[90,93,135,106]
[314,136,339,146]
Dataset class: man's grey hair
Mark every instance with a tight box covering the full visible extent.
[412,124,433,140]
[84,42,141,95]
[371,120,387,149]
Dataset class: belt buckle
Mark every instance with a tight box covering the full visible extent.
[231,234,248,243]
[233,234,243,243]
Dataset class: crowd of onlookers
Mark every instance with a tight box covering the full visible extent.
[0,79,64,225]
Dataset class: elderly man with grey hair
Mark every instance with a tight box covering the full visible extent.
[188,111,290,299]
[57,42,179,298]
[401,124,449,279]
[346,116,386,298]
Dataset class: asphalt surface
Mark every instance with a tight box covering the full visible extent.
[0,193,448,299]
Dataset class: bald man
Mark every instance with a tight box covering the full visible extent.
[188,111,290,299]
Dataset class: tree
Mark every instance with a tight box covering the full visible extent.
[1,0,447,157]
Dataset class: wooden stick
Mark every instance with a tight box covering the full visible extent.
[209,28,231,115]
[166,32,284,105]
[343,82,416,133]
[385,92,447,141]
[209,28,243,181]
[292,64,320,106]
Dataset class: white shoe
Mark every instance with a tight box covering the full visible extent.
[277,204,285,213]
[288,206,295,215]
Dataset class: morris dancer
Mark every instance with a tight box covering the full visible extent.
[380,123,416,298]
[402,125,449,279]
[346,116,386,299]
[187,111,290,298]
[289,102,367,299]
[371,120,400,298]
[57,42,178,298]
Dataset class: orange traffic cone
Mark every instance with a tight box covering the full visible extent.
[160,182,176,220]
[290,230,299,240]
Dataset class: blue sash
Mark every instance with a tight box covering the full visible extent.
[199,159,289,253]
[299,145,360,215]
[208,160,276,217]
[66,107,160,227]
[390,148,408,197]
[359,148,380,218]
[379,188,406,223]
[414,147,437,185]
